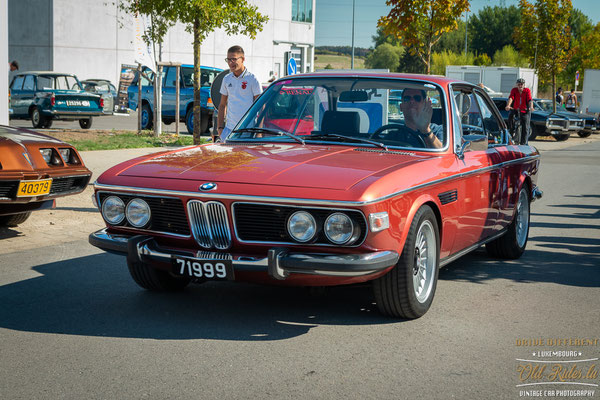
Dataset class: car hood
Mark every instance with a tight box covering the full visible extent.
[114,143,428,190]
[0,125,66,146]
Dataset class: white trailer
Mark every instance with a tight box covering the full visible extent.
[445,65,538,98]
[581,69,600,114]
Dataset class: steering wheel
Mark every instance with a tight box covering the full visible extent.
[369,123,427,148]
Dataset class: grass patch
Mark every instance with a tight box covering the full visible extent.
[47,129,209,151]
[314,54,366,70]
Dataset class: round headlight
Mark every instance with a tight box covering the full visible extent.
[287,211,317,243]
[126,198,151,228]
[101,196,125,225]
[325,212,355,245]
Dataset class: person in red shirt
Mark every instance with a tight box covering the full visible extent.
[505,78,533,144]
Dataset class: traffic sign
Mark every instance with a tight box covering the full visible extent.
[287,57,297,75]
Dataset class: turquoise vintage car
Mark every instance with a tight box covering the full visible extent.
[9,72,105,129]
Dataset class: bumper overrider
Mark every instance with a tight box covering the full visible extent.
[89,228,400,281]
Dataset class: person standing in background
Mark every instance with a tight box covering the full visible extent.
[565,89,577,113]
[9,60,19,72]
[216,45,262,142]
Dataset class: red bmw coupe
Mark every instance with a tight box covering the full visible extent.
[89,72,542,319]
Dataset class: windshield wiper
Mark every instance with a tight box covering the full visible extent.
[308,133,388,150]
[232,127,305,145]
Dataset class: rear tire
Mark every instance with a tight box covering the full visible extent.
[127,259,191,291]
[31,107,46,129]
[486,184,530,259]
[373,205,440,319]
[79,118,92,129]
[0,212,32,227]
[555,133,570,141]
[141,103,153,130]
[186,108,209,135]
[577,131,592,138]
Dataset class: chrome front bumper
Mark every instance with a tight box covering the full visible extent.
[89,228,399,280]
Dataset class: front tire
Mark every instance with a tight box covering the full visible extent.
[79,118,92,129]
[555,133,570,141]
[486,184,530,259]
[127,259,191,291]
[373,205,440,319]
[0,212,32,227]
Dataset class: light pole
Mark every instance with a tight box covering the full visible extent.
[351,0,356,69]
[464,10,468,56]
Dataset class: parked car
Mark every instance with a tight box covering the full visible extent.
[492,97,576,141]
[533,99,598,138]
[89,72,542,319]
[9,72,105,129]
[0,125,92,227]
[127,64,223,134]
[81,79,117,114]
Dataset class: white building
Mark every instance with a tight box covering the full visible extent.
[7,0,316,85]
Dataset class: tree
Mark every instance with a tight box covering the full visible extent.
[118,0,268,144]
[492,45,529,67]
[469,5,521,58]
[515,0,572,113]
[365,43,404,72]
[378,0,470,74]
[431,50,474,75]
[558,9,593,89]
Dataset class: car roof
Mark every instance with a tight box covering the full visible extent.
[15,71,77,77]
[280,71,462,86]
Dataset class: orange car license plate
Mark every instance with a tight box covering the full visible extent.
[16,179,52,197]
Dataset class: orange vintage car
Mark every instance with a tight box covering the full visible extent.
[0,125,92,226]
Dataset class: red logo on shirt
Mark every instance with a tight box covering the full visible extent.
[242,81,247,89]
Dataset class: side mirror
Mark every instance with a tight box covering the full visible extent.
[457,134,487,159]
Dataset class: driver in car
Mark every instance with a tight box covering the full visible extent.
[399,88,443,149]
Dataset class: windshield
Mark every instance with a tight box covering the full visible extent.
[229,77,447,150]
[535,99,554,112]
[182,67,220,88]
[37,75,82,90]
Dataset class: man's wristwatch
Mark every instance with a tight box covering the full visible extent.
[419,129,432,138]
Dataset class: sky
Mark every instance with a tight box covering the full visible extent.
[315,0,600,49]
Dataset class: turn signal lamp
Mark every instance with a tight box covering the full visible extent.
[369,212,390,233]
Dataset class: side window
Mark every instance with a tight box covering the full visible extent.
[37,76,52,90]
[455,91,484,135]
[55,76,68,90]
[66,76,81,90]
[163,67,177,88]
[475,93,503,144]
[11,76,24,90]
[23,75,35,91]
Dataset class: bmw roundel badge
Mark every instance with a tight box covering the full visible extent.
[199,182,217,191]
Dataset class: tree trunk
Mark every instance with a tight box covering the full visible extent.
[193,17,202,145]
[552,74,556,114]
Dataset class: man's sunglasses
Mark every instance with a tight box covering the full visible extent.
[402,95,423,103]
[225,57,242,63]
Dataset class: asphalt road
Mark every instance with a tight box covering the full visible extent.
[0,137,599,399]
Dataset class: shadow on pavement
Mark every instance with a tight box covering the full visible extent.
[0,252,395,341]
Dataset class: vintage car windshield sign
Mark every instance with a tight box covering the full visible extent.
[89,73,542,320]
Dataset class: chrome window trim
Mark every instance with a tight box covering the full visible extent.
[94,154,540,208]
[231,201,368,247]
[230,76,452,153]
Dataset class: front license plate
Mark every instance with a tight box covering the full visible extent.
[172,255,234,280]
[66,100,90,107]
[16,179,52,197]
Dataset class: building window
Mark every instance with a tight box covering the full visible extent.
[292,0,312,23]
